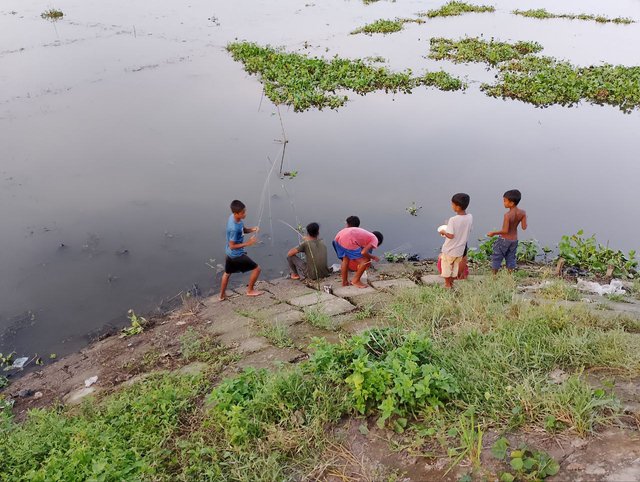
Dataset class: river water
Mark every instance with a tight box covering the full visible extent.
[1,0,639,360]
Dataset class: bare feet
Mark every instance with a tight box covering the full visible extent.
[218,294,227,301]
[350,281,368,289]
[246,290,263,297]
[342,281,349,287]
[290,274,300,280]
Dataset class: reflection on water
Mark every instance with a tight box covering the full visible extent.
[1,0,639,359]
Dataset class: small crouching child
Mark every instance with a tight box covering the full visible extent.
[219,200,262,300]
[287,222,331,281]
[333,227,383,288]
[487,189,527,273]
[438,193,473,289]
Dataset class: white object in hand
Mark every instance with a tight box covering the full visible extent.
[437,225,448,235]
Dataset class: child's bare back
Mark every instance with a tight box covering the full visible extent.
[503,207,527,240]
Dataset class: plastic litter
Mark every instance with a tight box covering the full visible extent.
[84,376,98,388]
[576,278,625,296]
[330,263,341,273]
[11,357,29,369]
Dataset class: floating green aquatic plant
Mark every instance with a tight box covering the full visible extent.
[429,37,543,66]
[513,8,634,25]
[483,56,640,113]
[227,42,465,111]
[418,1,495,19]
[41,9,64,20]
[351,18,424,35]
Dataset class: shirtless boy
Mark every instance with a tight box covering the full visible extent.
[487,189,528,273]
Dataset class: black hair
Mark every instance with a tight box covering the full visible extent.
[230,200,246,214]
[451,193,470,210]
[373,231,383,246]
[306,222,320,237]
[346,216,360,227]
[503,189,522,206]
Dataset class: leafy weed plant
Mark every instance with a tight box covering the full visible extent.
[557,230,637,277]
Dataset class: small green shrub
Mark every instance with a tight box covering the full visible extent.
[491,437,560,481]
[558,230,637,277]
[310,330,458,427]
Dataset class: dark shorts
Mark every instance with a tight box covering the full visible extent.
[225,255,258,274]
[491,238,518,270]
[332,240,363,260]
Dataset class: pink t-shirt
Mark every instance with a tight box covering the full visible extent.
[335,227,379,250]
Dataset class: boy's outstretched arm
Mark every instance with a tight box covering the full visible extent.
[361,244,379,262]
[244,226,260,234]
[229,236,258,250]
[521,212,528,230]
[487,214,509,237]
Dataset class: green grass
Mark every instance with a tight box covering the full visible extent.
[226,42,465,111]
[2,277,639,479]
[351,18,424,35]
[0,373,209,481]
[537,280,583,302]
[513,8,634,25]
[429,37,543,66]
[303,306,334,330]
[258,323,294,348]
[40,9,63,20]
[419,1,495,18]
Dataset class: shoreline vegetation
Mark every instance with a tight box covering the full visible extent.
[1,230,638,479]
[513,8,634,25]
[1,265,639,480]
[226,42,465,111]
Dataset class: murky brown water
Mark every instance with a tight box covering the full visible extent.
[1,0,640,361]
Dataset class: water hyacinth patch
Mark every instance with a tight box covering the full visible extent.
[227,42,465,111]
[429,37,543,66]
[513,8,634,25]
[419,1,495,19]
[351,18,424,35]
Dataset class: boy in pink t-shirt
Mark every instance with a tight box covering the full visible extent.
[333,227,383,288]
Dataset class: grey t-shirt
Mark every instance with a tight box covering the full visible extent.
[297,239,330,280]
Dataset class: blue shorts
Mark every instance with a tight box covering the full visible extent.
[491,238,518,270]
[332,240,363,260]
